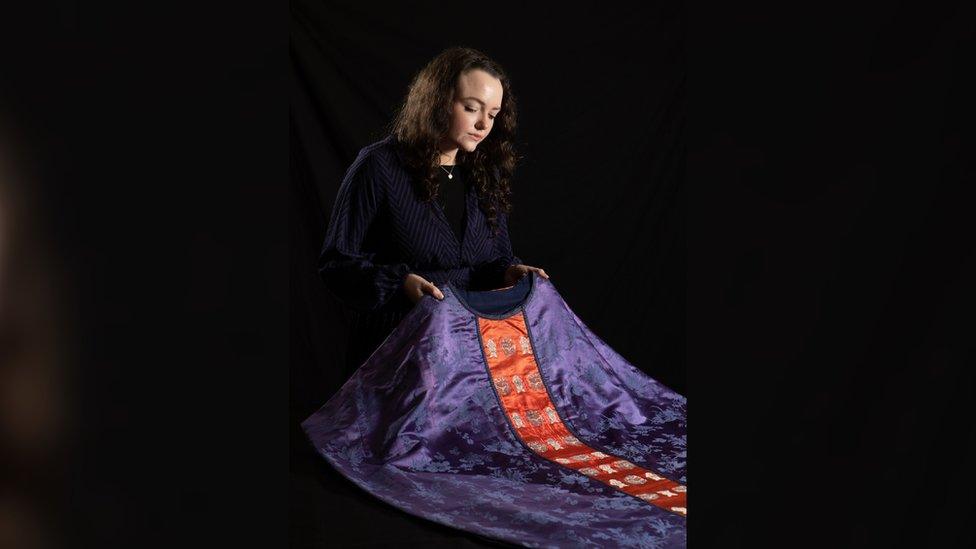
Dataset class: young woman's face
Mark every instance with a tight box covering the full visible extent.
[445,69,503,154]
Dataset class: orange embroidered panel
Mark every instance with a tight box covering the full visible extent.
[478,312,687,517]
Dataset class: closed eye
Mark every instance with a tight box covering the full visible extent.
[465,106,495,119]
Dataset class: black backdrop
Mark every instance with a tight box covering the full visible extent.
[290,2,686,546]
[0,0,973,547]
[688,2,975,545]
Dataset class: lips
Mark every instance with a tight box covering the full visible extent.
[469,134,484,141]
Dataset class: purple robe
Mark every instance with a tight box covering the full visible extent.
[302,271,687,547]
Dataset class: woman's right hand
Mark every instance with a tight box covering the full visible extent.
[403,273,445,304]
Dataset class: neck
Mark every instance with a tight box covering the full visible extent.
[438,138,459,166]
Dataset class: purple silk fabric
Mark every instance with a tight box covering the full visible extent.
[302,272,687,548]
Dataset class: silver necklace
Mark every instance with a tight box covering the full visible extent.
[439,164,456,179]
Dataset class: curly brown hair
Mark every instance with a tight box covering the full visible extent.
[386,46,522,234]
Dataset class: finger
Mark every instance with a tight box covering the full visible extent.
[424,282,445,300]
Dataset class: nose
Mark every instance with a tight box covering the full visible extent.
[475,112,490,131]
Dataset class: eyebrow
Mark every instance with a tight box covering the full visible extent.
[461,96,502,111]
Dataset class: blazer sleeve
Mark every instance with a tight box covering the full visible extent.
[317,155,412,313]
[472,206,523,289]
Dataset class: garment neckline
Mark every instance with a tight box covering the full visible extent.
[447,271,537,320]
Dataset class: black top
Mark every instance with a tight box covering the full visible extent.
[435,164,467,246]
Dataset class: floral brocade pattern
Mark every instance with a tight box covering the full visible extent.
[302,273,687,548]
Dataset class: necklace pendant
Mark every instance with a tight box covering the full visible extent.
[448,173,453,179]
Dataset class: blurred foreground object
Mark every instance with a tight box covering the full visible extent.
[0,123,66,549]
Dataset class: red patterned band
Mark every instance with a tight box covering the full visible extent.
[478,313,687,518]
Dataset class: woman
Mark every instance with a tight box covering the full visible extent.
[306,47,687,548]
[318,46,548,376]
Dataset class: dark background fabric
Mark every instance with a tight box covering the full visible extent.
[290,1,685,546]
[686,2,976,546]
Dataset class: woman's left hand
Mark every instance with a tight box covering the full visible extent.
[504,264,549,286]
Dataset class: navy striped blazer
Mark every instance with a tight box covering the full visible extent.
[318,134,522,316]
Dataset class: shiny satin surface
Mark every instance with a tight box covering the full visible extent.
[302,271,687,547]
